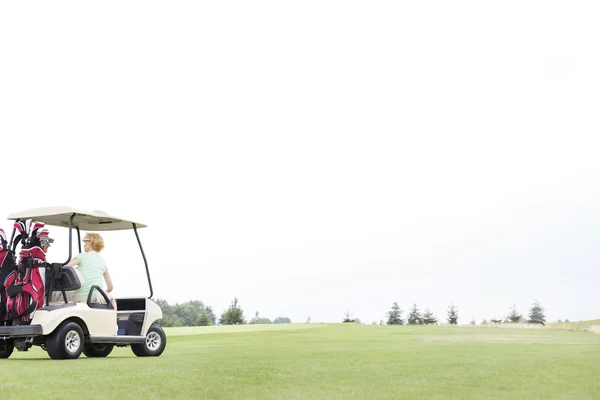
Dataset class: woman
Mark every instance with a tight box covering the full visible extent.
[39,234,54,254]
[66,233,117,309]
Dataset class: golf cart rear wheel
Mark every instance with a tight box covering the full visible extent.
[0,339,14,359]
[46,321,84,360]
[83,343,114,358]
[131,323,166,357]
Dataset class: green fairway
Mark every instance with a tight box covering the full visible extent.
[549,319,600,331]
[3,322,600,399]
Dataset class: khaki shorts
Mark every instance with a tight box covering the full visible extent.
[50,291,74,304]
[50,291,112,305]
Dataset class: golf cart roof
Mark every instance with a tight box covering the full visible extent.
[7,206,147,231]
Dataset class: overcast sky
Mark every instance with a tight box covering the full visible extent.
[1,1,599,324]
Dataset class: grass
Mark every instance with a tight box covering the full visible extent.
[548,319,600,331]
[3,322,600,399]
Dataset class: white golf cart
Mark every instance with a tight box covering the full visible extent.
[0,207,166,359]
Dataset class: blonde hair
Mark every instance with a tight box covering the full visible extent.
[85,233,105,252]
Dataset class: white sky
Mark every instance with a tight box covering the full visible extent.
[1,1,599,324]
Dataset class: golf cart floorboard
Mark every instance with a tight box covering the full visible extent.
[89,335,146,344]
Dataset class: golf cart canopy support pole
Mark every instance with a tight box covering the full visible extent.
[63,213,75,266]
[133,223,153,299]
[76,227,81,253]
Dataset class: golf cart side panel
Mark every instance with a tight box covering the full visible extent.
[142,299,162,335]
[32,304,117,336]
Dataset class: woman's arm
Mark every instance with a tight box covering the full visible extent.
[104,271,114,293]
[104,271,117,310]
[65,257,80,267]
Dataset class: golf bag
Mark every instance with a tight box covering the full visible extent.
[0,229,18,323]
[3,221,48,323]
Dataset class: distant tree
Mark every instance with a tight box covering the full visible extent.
[379,320,383,325]
[565,319,570,323]
[205,306,217,325]
[219,297,246,325]
[342,309,356,323]
[481,318,488,325]
[446,303,458,325]
[161,315,183,327]
[490,319,502,324]
[422,309,438,325]
[196,309,212,326]
[273,317,291,324]
[155,298,181,327]
[528,299,546,325]
[155,298,216,327]
[557,319,562,323]
[250,311,272,324]
[386,302,404,325]
[507,304,522,323]
[154,298,170,312]
[174,300,205,326]
[407,304,422,325]
[307,316,311,323]
[469,317,476,325]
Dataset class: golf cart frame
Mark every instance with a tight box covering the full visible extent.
[0,207,166,359]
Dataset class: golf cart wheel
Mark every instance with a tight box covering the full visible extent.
[0,339,14,359]
[131,323,166,357]
[83,344,114,358]
[46,321,84,360]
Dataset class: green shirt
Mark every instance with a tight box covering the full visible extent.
[72,251,108,297]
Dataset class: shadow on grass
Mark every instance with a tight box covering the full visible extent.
[6,356,135,361]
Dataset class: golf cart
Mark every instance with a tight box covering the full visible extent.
[0,207,166,359]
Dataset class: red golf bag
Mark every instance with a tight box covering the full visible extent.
[0,229,18,323]
[3,221,48,323]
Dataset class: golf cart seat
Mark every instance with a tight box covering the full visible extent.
[56,266,83,291]
[47,264,83,305]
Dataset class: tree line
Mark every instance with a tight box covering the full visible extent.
[155,296,550,327]
[155,297,291,327]
[381,302,458,325]
[479,300,547,325]
[379,300,547,326]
